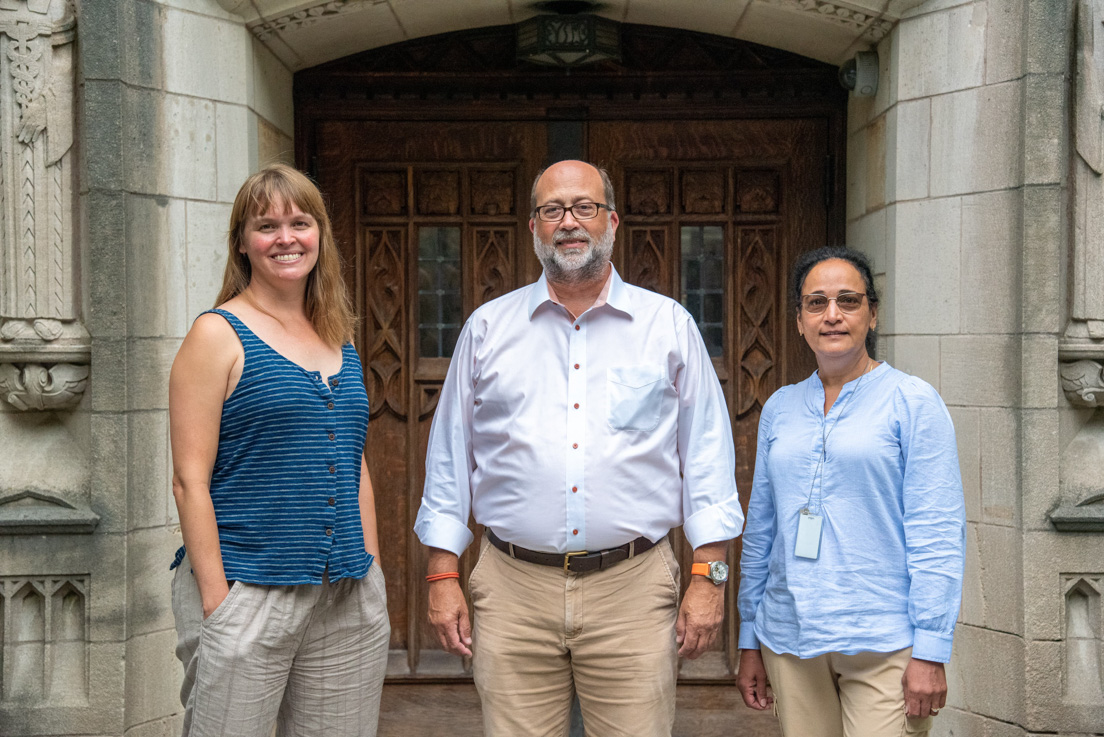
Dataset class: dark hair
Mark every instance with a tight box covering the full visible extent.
[790,246,880,357]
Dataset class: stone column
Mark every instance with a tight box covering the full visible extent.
[0,0,88,412]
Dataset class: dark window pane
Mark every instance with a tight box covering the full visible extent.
[418,226,463,357]
[680,225,725,357]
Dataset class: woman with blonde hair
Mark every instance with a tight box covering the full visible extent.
[169,163,389,736]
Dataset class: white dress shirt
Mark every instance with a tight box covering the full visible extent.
[414,267,744,555]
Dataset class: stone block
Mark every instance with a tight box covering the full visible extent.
[122,85,164,196]
[126,338,177,411]
[125,714,185,737]
[960,190,1022,334]
[185,201,234,319]
[888,334,940,388]
[848,94,875,136]
[128,410,172,532]
[250,38,294,136]
[845,208,887,273]
[91,412,128,535]
[80,0,122,81]
[961,522,985,626]
[258,114,293,167]
[945,623,1025,723]
[979,407,1020,525]
[1024,73,1065,186]
[163,94,219,201]
[125,526,180,636]
[940,335,1020,407]
[122,0,163,89]
[729,1,856,65]
[86,189,127,337]
[0,413,89,499]
[846,128,868,221]
[930,80,1024,197]
[1021,185,1062,333]
[217,103,253,203]
[871,29,899,120]
[125,628,184,729]
[1020,408,1059,532]
[83,84,124,191]
[931,705,987,737]
[153,0,239,21]
[898,3,986,100]
[1020,335,1057,409]
[985,0,1025,85]
[1024,0,1069,75]
[91,338,127,413]
[899,0,975,17]
[865,114,887,212]
[977,523,1023,634]
[948,406,981,522]
[889,197,961,334]
[279,2,407,70]
[1024,635,1104,733]
[163,8,249,104]
[886,98,930,203]
[126,195,189,339]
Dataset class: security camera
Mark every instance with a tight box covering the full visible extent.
[839,51,879,97]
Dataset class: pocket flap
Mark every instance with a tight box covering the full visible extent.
[607,364,664,389]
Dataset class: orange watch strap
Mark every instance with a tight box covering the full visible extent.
[691,562,711,577]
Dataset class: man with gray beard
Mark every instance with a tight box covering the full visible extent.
[414,160,743,736]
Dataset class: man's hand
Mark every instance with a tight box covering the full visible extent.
[902,657,947,718]
[676,577,724,658]
[428,578,472,656]
[736,649,773,710]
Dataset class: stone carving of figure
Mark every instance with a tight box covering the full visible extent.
[0,0,76,342]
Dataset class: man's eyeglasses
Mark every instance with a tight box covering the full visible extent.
[532,202,613,222]
[801,292,867,314]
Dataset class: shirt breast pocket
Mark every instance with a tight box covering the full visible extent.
[607,364,666,432]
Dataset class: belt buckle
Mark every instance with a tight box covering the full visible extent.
[563,551,586,573]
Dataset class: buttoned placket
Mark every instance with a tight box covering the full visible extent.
[565,316,587,550]
[320,372,339,547]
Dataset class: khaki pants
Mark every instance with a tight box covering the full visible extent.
[469,537,681,737]
[761,646,934,737]
[172,555,390,737]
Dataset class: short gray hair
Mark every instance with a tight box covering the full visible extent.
[530,162,616,214]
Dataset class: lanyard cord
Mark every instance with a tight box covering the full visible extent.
[803,359,874,515]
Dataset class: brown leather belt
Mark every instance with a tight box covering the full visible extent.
[485,528,657,573]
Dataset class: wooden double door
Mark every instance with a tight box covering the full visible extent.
[310,114,830,682]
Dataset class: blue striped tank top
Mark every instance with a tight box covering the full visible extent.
[170,309,373,584]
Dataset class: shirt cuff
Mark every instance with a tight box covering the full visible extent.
[414,513,475,557]
[912,628,954,663]
[683,497,745,550]
[738,625,761,650]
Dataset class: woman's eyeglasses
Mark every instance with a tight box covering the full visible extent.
[801,292,867,314]
[532,202,613,222]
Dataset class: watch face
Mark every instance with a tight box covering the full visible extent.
[709,561,729,583]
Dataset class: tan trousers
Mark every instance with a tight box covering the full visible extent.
[760,646,934,737]
[469,537,681,737]
[172,555,390,737]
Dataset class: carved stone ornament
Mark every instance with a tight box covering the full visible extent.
[0,362,87,410]
[0,489,98,534]
[1061,359,1104,407]
[247,0,386,41]
[0,1,88,411]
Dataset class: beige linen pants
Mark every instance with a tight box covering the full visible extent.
[172,555,390,737]
[760,645,934,737]
[469,536,681,737]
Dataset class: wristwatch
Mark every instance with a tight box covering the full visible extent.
[691,561,729,585]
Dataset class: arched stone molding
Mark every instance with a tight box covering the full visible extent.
[217,0,923,71]
[0,0,88,412]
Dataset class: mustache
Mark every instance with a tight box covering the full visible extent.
[553,228,591,245]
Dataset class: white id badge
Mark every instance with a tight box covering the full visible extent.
[794,510,823,559]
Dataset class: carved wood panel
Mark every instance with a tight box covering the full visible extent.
[737,170,780,213]
[360,170,408,216]
[736,227,777,416]
[416,170,461,215]
[471,227,514,308]
[364,227,407,419]
[681,170,726,214]
[626,170,671,215]
[470,170,515,216]
[626,227,669,295]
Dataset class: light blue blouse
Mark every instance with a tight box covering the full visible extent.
[737,362,966,663]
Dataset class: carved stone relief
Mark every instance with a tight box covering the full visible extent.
[1062,576,1104,706]
[0,0,87,412]
[0,575,88,704]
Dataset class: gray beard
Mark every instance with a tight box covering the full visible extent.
[533,224,615,285]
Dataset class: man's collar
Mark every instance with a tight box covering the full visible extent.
[527,265,634,320]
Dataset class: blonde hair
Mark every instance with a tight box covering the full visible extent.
[216,164,356,346]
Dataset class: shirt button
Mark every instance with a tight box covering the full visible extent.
[573,403,579,409]
[330,378,339,387]
[328,432,336,441]
[572,486,578,493]
[329,465,336,474]
[574,325,580,331]
[327,401,334,410]
[572,443,578,449]
[574,363,580,370]
[325,528,333,536]
[572,529,579,535]
[328,497,336,506]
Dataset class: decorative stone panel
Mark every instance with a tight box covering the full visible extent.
[0,0,88,412]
